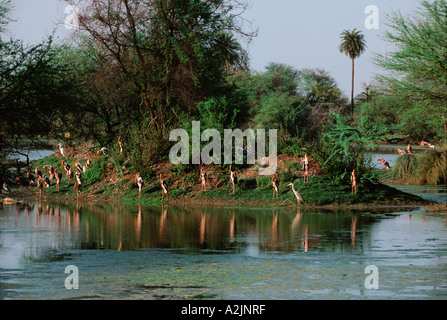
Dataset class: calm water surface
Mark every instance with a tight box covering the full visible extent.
[1,200,446,300]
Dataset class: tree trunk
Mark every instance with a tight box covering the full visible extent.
[351,57,355,115]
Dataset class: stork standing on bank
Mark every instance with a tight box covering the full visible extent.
[229,165,237,195]
[302,154,309,183]
[75,161,86,173]
[271,175,279,199]
[26,172,35,187]
[200,167,207,191]
[37,176,43,196]
[58,143,66,157]
[61,160,71,179]
[74,172,82,199]
[2,182,11,194]
[135,172,144,198]
[42,174,51,188]
[288,183,304,206]
[118,136,124,154]
[420,140,436,150]
[35,167,42,179]
[160,174,169,201]
[351,169,357,194]
[54,168,62,192]
[43,165,55,181]
[97,147,109,156]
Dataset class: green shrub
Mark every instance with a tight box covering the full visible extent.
[237,178,257,190]
[83,156,107,185]
[256,175,272,189]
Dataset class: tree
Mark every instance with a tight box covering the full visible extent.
[0,1,77,179]
[67,0,254,134]
[297,68,344,106]
[373,0,447,141]
[338,28,367,114]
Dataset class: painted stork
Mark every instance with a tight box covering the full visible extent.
[42,174,51,188]
[229,165,237,195]
[397,148,406,155]
[2,182,11,194]
[420,141,436,150]
[377,158,390,170]
[351,169,357,194]
[86,158,92,169]
[26,172,35,187]
[160,173,169,201]
[272,175,279,199]
[43,165,55,181]
[61,160,70,175]
[407,144,413,155]
[54,168,62,192]
[35,167,42,179]
[135,172,144,198]
[118,136,124,154]
[303,154,309,183]
[200,167,207,191]
[74,172,82,195]
[58,143,66,157]
[97,147,108,156]
[288,183,304,206]
[75,161,85,173]
[37,177,43,196]
[15,175,27,189]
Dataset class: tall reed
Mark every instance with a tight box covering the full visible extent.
[389,144,446,185]
[414,144,447,185]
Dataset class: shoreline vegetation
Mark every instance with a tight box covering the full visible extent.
[1,1,446,213]
[2,142,443,213]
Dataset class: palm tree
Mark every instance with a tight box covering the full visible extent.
[338,29,367,114]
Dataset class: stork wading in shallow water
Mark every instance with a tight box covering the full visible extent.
[288,183,304,206]
[200,167,207,191]
[160,174,169,201]
[271,175,279,199]
[135,172,144,198]
[229,165,237,195]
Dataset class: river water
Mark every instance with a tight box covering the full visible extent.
[0,199,446,300]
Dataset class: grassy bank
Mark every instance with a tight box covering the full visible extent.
[6,144,432,210]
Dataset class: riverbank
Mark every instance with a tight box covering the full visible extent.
[3,143,437,211]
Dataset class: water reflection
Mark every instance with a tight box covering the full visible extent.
[1,201,446,300]
[0,201,395,265]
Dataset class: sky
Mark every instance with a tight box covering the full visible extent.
[4,0,426,97]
